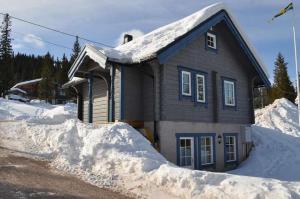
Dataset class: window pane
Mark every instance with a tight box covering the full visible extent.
[186,139,191,146]
[186,157,192,166]
[183,73,189,84]
[180,157,185,166]
[197,75,205,102]
[180,147,185,156]
[183,84,189,94]
[182,72,191,95]
[186,147,191,156]
[207,154,212,163]
[180,139,185,147]
[201,137,205,145]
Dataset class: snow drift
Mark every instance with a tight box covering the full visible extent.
[0,98,300,199]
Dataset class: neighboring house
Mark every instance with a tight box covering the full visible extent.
[64,3,270,171]
[10,78,69,104]
[6,87,30,102]
[10,78,43,100]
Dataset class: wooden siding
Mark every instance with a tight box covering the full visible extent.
[81,78,108,123]
[161,21,256,124]
[92,78,108,123]
[82,82,89,122]
[143,73,154,121]
[124,66,143,120]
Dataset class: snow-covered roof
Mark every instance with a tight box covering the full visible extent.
[69,2,269,80]
[103,3,268,77]
[9,87,27,94]
[12,78,43,88]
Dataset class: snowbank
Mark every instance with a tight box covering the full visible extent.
[230,98,300,181]
[0,98,300,199]
[255,98,300,137]
[0,98,76,122]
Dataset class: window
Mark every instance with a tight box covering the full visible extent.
[224,80,235,106]
[225,136,237,162]
[196,74,205,103]
[200,136,214,165]
[181,71,191,96]
[179,137,194,168]
[207,32,217,49]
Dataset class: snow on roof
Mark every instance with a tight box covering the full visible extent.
[100,2,269,77]
[62,77,86,89]
[12,78,43,88]
[9,87,27,94]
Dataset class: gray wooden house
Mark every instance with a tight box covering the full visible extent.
[64,3,270,171]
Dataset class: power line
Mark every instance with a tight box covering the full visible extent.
[13,30,72,51]
[0,12,113,48]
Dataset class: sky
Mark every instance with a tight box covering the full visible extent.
[1,0,299,83]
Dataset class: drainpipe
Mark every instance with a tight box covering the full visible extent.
[88,71,93,123]
[109,65,115,122]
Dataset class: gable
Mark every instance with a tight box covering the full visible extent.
[157,10,270,87]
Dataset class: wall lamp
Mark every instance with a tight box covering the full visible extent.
[218,135,222,144]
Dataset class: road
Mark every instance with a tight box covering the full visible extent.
[0,147,132,199]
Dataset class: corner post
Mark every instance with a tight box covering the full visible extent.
[88,71,93,123]
[109,65,115,122]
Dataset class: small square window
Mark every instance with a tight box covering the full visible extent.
[206,32,217,49]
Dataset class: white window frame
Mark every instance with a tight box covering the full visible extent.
[179,137,194,169]
[207,32,217,49]
[181,71,191,96]
[225,136,237,162]
[196,74,206,103]
[224,80,236,106]
[200,136,214,165]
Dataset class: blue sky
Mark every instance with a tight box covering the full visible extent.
[1,0,300,83]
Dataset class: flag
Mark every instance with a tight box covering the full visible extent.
[271,3,294,21]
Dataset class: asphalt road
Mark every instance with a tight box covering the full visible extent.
[0,147,132,199]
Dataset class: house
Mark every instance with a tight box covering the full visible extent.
[5,87,30,102]
[10,78,69,104]
[64,3,270,171]
[10,78,43,100]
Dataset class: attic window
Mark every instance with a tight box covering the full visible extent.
[206,32,217,49]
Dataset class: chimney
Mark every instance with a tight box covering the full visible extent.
[123,34,133,44]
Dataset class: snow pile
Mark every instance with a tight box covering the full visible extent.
[0,98,76,122]
[0,98,300,199]
[230,98,300,181]
[255,98,300,137]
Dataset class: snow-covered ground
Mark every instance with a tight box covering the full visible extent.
[0,98,300,199]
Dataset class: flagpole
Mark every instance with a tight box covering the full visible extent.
[291,1,300,125]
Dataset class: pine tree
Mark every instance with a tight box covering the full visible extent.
[58,54,70,85]
[38,53,54,101]
[0,14,13,96]
[70,36,81,64]
[271,53,297,103]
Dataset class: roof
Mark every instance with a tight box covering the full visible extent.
[62,77,87,89]
[9,87,27,94]
[12,78,43,88]
[69,2,270,85]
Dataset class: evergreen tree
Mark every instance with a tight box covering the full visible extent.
[70,36,81,64]
[271,53,297,103]
[58,54,70,85]
[38,53,54,101]
[0,14,13,95]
